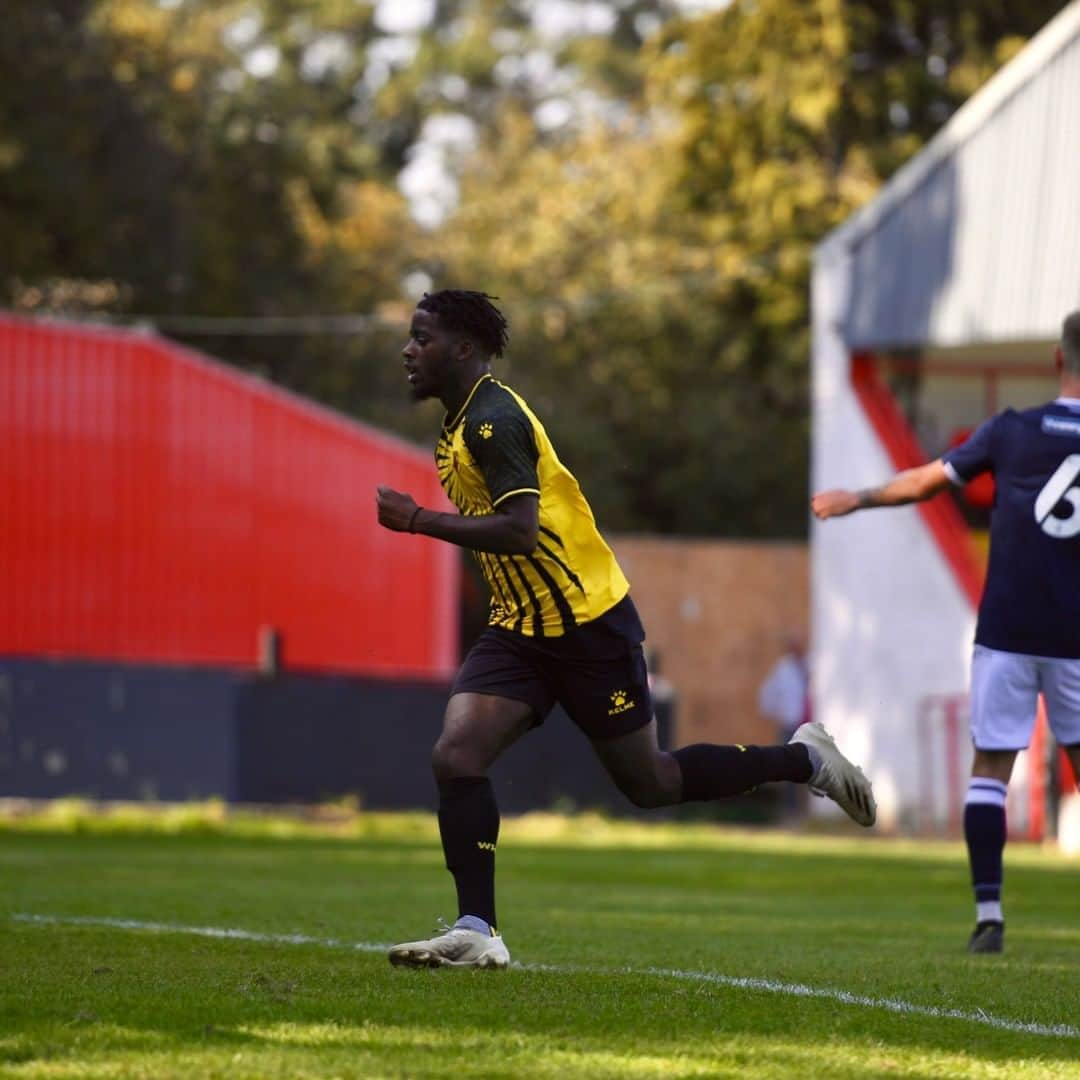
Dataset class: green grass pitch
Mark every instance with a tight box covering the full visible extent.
[1,803,1078,1078]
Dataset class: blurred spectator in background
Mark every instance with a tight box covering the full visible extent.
[646,649,677,752]
[758,632,811,822]
[758,632,810,742]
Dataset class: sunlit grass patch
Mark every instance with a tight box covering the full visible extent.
[1,800,1075,876]
[2,811,1079,1078]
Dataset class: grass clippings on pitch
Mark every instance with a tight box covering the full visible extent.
[1,805,1078,1079]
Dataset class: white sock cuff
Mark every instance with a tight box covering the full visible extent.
[966,777,1007,808]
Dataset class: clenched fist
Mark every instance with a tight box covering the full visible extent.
[376,486,421,532]
[810,490,860,519]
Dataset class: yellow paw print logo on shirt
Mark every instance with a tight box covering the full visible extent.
[478,422,494,439]
[608,690,634,716]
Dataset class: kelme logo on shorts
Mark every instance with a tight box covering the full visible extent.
[608,690,634,716]
[478,422,494,439]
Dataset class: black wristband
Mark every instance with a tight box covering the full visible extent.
[407,507,422,533]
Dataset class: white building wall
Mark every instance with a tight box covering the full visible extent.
[811,251,976,830]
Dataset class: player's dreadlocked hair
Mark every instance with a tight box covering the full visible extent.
[418,290,509,359]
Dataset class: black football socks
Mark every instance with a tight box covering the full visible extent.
[673,743,813,802]
[437,775,499,931]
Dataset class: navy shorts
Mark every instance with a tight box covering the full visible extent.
[451,595,653,740]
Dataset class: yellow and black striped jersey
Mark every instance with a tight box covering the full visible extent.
[436,374,629,637]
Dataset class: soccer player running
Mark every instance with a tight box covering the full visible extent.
[812,310,1080,955]
[376,289,875,970]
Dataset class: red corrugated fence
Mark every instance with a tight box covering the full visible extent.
[0,316,458,677]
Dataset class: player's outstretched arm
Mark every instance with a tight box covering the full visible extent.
[375,486,538,555]
[811,460,952,519]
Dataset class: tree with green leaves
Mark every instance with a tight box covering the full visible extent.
[1,0,1068,535]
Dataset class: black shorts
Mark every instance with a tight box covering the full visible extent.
[451,595,653,740]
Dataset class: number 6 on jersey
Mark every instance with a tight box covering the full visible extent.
[1034,453,1080,538]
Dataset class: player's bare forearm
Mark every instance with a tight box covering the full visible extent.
[409,507,537,555]
[375,486,537,554]
[812,461,952,519]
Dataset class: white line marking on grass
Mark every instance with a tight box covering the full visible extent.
[639,967,1080,1040]
[12,913,387,954]
[13,913,1078,1041]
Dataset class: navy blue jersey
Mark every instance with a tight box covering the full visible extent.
[943,398,1080,658]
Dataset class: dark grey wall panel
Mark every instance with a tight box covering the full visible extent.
[0,659,239,800]
[0,659,676,816]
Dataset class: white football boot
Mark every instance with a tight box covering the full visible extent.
[789,721,876,827]
[388,919,510,970]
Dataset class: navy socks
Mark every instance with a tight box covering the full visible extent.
[964,777,1007,925]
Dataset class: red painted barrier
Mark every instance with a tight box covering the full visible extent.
[0,316,459,677]
[850,354,984,608]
